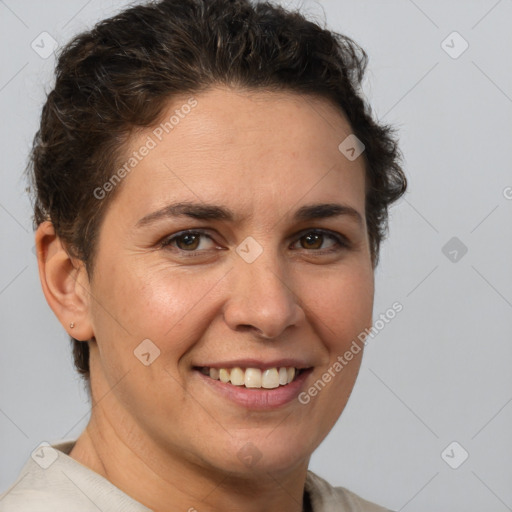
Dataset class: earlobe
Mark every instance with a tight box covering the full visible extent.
[35,221,94,341]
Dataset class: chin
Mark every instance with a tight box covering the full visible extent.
[219,430,315,478]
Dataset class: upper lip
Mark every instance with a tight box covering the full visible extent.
[193,358,312,370]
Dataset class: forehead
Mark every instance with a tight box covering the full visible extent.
[111,87,366,221]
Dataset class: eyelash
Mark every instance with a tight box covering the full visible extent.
[159,228,350,256]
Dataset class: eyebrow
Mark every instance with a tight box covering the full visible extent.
[294,203,362,225]
[136,201,362,227]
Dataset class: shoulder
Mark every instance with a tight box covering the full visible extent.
[0,440,150,512]
[306,471,394,512]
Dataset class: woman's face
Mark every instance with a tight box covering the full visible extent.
[85,87,374,477]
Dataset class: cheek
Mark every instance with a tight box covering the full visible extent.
[91,258,227,360]
[301,264,374,350]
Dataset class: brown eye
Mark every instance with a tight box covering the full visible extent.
[292,229,348,252]
[161,231,217,252]
[300,232,324,250]
[175,233,201,251]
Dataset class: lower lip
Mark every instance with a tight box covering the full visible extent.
[196,369,312,410]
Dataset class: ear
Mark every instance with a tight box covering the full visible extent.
[35,221,94,341]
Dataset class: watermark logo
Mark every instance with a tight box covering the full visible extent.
[441,31,469,59]
[441,441,469,469]
[237,442,263,468]
[134,338,161,366]
[31,32,58,59]
[338,134,365,161]
[236,236,263,263]
[31,442,59,469]
[441,236,468,263]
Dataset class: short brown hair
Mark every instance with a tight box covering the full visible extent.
[28,0,407,382]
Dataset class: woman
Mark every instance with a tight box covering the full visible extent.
[0,0,406,510]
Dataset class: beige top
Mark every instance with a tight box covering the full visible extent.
[0,440,392,511]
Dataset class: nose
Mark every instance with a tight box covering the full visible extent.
[222,254,305,339]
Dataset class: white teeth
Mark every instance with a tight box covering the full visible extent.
[262,368,280,389]
[230,367,245,386]
[244,368,262,388]
[202,366,300,388]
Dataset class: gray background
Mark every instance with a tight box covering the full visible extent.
[1,0,511,510]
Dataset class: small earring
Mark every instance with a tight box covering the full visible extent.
[70,322,75,329]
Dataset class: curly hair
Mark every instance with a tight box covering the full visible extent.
[28,0,407,382]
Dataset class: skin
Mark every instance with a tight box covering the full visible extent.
[36,86,374,512]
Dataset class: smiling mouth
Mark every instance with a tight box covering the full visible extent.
[196,366,306,389]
